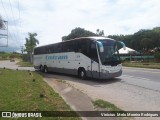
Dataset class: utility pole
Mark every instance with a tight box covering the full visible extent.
[20,46,24,61]
[0,20,8,47]
[20,46,24,54]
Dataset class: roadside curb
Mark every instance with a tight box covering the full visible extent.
[43,73,118,120]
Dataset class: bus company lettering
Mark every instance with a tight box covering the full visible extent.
[46,55,68,60]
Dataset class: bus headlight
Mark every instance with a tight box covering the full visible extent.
[101,69,109,73]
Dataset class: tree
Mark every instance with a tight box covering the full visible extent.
[62,27,97,41]
[24,33,39,63]
[96,29,100,35]
[108,27,160,52]
[96,29,104,36]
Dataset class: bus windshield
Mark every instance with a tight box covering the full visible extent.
[97,39,121,66]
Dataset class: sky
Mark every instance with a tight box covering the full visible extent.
[0,0,160,52]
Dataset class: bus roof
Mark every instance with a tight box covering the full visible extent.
[35,36,115,48]
[66,36,114,41]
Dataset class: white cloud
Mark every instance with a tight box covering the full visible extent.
[0,0,160,51]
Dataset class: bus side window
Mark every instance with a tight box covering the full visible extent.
[51,45,55,53]
[54,44,59,53]
[58,43,63,53]
[76,39,88,56]
[62,43,67,52]
[77,41,82,53]
[67,42,72,52]
[49,45,53,53]
[42,47,46,54]
[34,48,38,55]
[74,41,79,52]
[39,47,44,54]
[89,42,99,63]
[72,41,77,52]
[46,45,51,54]
[62,42,75,52]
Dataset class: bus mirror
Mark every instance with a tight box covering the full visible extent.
[122,42,126,50]
[97,41,104,52]
[100,47,104,52]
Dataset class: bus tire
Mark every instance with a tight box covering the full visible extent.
[40,65,44,72]
[79,68,86,80]
[44,65,48,73]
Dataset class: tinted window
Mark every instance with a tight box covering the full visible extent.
[53,43,59,53]
[88,41,99,63]
[34,39,98,56]
[76,39,89,56]
[62,41,75,52]
[76,39,99,63]
[35,47,45,54]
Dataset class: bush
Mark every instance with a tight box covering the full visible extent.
[154,52,160,62]
[154,52,160,59]
[22,54,30,62]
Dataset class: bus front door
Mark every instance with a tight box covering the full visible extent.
[91,60,100,79]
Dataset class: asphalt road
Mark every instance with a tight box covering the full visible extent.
[45,67,160,111]
[122,67,160,92]
[1,60,160,112]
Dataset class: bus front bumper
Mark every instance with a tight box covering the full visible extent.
[100,70,122,79]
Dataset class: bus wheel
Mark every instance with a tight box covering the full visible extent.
[79,69,86,80]
[44,66,48,73]
[40,65,44,72]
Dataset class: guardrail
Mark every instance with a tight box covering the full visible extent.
[120,55,154,61]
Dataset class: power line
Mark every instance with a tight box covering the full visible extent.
[17,0,20,21]
[0,4,8,47]
[0,20,8,47]
[0,0,21,47]
[8,0,20,42]
[0,0,9,20]
[0,0,17,45]
[17,0,23,45]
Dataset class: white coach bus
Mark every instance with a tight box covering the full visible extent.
[33,37,125,79]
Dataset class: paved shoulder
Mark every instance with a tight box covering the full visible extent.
[0,60,35,71]
[43,73,118,120]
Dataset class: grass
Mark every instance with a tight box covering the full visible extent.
[122,61,160,69]
[0,69,81,120]
[93,100,132,120]
[16,61,34,67]
[93,99,124,112]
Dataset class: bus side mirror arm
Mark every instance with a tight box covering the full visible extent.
[117,41,126,50]
[96,41,104,52]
